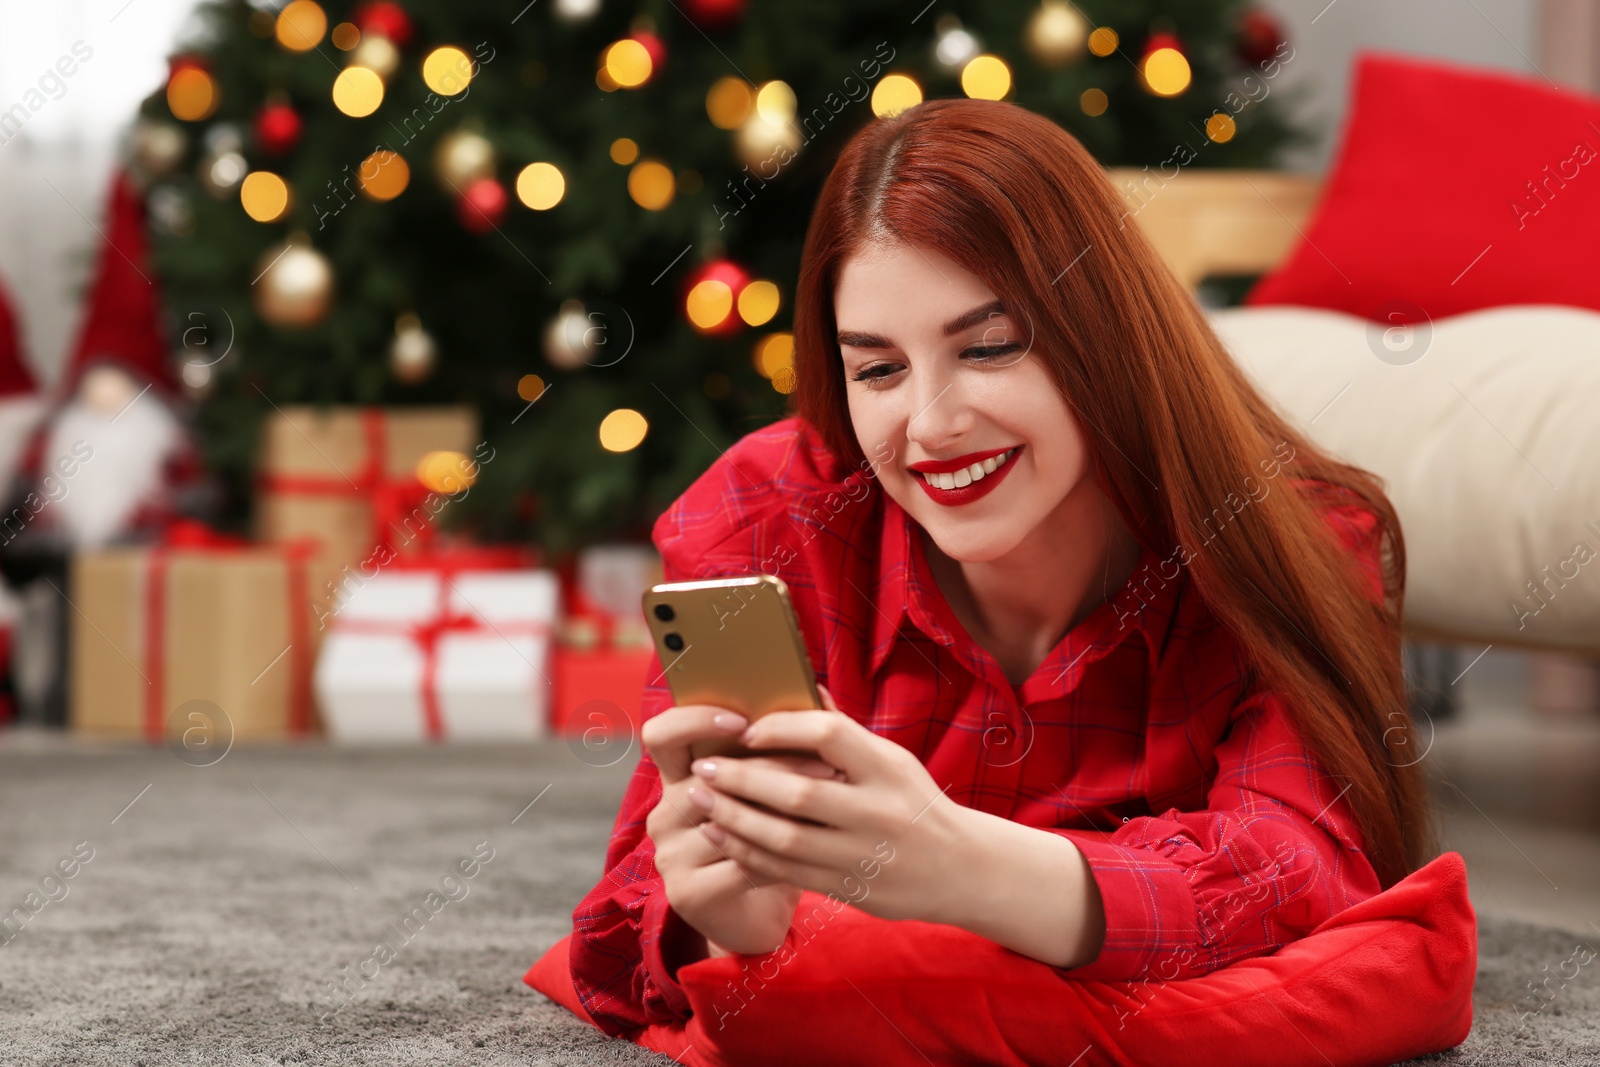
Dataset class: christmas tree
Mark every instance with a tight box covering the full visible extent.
[131,0,1307,557]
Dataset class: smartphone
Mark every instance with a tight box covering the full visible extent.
[641,574,823,762]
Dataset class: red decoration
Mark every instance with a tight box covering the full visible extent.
[167,53,209,77]
[1236,9,1286,69]
[682,0,746,32]
[630,31,666,77]
[1142,31,1183,59]
[353,1,414,46]
[683,258,750,336]
[457,177,508,233]
[254,102,302,156]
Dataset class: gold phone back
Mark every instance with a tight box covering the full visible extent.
[642,575,821,760]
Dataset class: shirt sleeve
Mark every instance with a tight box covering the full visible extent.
[1051,499,1390,983]
[1051,685,1384,982]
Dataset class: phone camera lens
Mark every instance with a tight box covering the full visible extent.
[663,632,684,652]
[653,603,675,622]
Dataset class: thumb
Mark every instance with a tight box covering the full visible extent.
[817,683,840,712]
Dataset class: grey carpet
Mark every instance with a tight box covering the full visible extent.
[0,734,1593,1066]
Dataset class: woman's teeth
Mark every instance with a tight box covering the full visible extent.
[918,448,1015,490]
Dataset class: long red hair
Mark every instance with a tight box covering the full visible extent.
[789,98,1436,888]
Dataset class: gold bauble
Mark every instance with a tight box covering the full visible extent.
[389,313,437,382]
[254,242,334,328]
[543,299,596,370]
[734,116,801,171]
[131,120,187,178]
[1025,2,1089,67]
[199,150,248,199]
[433,129,495,191]
[350,35,400,78]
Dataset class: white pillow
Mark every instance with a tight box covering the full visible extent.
[1206,304,1600,651]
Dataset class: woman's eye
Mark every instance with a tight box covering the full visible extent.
[849,344,1023,386]
[963,343,1022,362]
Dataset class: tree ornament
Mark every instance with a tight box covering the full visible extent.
[389,312,437,382]
[933,17,980,70]
[1140,32,1192,97]
[434,128,495,190]
[683,0,744,32]
[130,119,187,178]
[353,1,413,47]
[147,186,194,236]
[254,101,302,155]
[199,150,248,199]
[457,177,507,233]
[734,113,800,170]
[543,299,597,369]
[683,259,750,335]
[1025,2,1089,67]
[254,240,334,328]
[554,0,600,21]
[1236,8,1286,70]
[350,33,400,78]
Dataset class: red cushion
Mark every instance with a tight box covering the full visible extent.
[525,850,1476,1066]
[1246,51,1600,321]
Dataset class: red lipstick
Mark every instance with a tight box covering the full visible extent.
[911,445,1022,506]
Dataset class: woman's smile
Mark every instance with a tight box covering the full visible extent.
[911,444,1023,505]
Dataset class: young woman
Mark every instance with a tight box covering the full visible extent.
[564,98,1437,1041]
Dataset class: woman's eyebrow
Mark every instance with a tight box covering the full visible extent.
[836,299,1007,349]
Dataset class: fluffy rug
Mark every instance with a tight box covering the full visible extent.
[0,736,1594,1065]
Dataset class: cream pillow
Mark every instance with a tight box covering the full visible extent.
[1206,304,1600,651]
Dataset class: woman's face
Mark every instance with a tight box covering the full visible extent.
[835,239,1094,563]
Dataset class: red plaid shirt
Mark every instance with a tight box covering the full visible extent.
[569,416,1386,1037]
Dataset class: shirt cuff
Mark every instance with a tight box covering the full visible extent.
[639,888,699,1019]
[1052,832,1201,982]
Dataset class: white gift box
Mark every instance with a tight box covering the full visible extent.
[313,568,559,742]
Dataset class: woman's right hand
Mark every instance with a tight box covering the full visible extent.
[643,703,842,959]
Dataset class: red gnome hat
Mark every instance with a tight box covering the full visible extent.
[0,268,37,399]
[58,169,174,401]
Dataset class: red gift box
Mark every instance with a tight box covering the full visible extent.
[550,575,653,739]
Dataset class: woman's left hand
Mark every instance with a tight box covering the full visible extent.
[687,685,973,925]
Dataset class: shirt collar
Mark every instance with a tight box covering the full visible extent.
[868,491,1181,682]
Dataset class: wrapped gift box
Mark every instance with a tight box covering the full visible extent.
[255,405,480,623]
[70,525,317,741]
[550,543,660,738]
[313,561,557,742]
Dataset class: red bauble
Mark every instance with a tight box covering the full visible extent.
[254,103,302,156]
[630,31,666,78]
[1236,9,1286,69]
[167,53,209,77]
[458,177,507,233]
[683,259,750,335]
[353,1,414,47]
[683,0,745,31]
[1143,31,1183,59]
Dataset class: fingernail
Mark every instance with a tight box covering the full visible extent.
[702,822,727,845]
[799,762,837,778]
[687,785,714,811]
[691,759,718,780]
[713,712,749,731]
[738,727,757,746]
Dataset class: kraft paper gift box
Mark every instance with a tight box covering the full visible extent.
[70,528,317,741]
[313,566,559,742]
[254,405,479,621]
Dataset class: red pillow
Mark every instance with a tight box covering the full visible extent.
[1246,51,1600,321]
[525,850,1476,1066]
